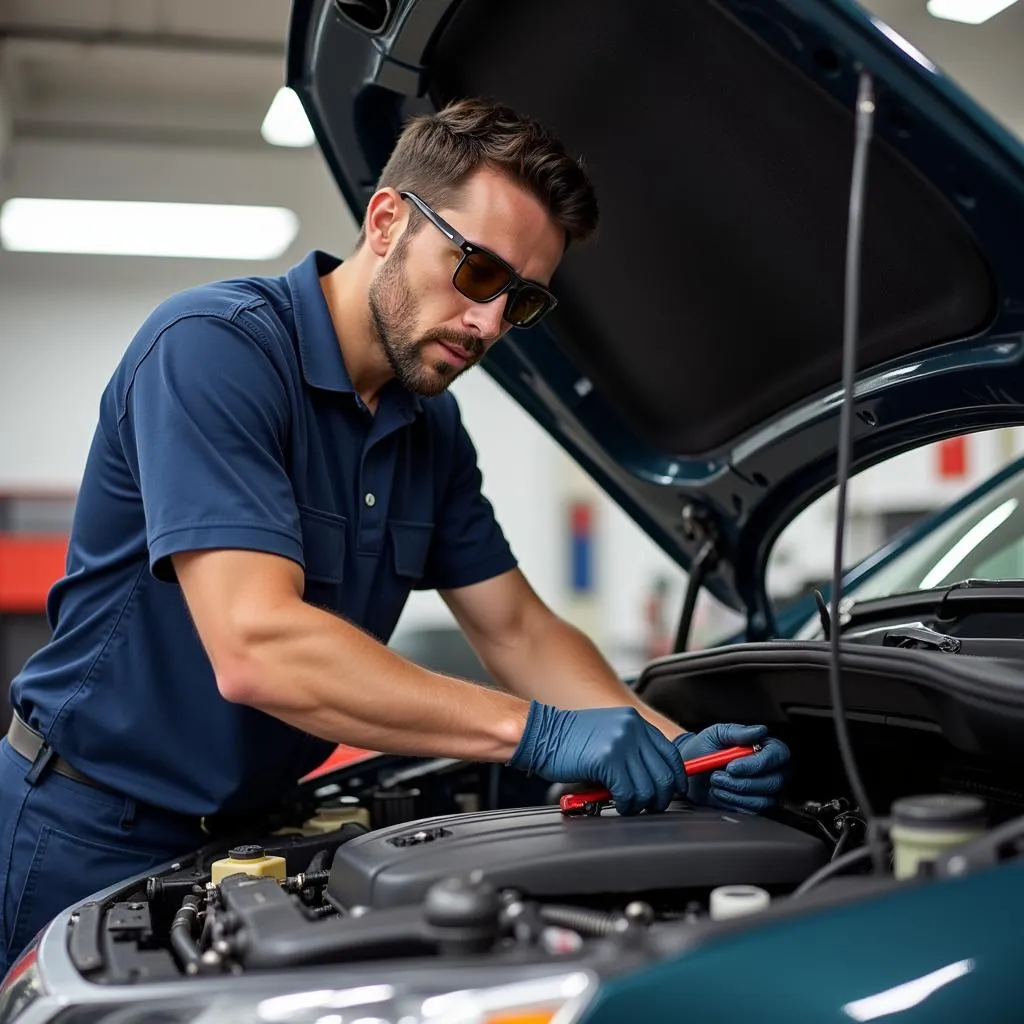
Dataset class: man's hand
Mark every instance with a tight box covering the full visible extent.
[509,702,688,816]
[675,724,790,813]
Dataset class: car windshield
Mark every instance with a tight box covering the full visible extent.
[844,466,1024,604]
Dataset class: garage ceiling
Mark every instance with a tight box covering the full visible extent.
[0,0,1021,156]
[0,0,290,150]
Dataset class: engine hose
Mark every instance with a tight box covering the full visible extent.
[170,896,204,974]
[538,905,620,937]
[199,906,216,951]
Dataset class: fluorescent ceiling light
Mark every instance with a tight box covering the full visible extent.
[261,87,316,148]
[0,198,299,260]
[926,0,1018,24]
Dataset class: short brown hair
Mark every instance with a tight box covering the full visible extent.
[356,98,598,249]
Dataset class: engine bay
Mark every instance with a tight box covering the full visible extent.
[61,643,1024,986]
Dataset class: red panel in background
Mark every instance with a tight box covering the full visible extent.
[937,436,968,478]
[0,535,67,611]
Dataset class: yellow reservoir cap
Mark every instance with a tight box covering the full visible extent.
[211,845,287,885]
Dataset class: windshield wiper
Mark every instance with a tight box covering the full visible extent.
[840,578,1024,632]
[880,624,962,653]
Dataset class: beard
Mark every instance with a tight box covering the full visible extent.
[367,235,484,398]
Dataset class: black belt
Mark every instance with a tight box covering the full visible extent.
[6,713,110,791]
[7,713,298,839]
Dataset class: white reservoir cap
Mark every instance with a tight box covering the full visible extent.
[709,885,771,921]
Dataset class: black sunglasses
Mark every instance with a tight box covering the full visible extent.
[400,191,558,329]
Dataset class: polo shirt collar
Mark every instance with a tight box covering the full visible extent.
[286,250,423,419]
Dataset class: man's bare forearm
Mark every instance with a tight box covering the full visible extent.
[476,609,685,740]
[218,599,529,762]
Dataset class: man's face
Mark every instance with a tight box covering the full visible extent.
[367,167,565,397]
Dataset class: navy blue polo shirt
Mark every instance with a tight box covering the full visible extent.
[10,250,517,817]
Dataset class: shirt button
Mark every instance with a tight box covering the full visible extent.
[364,492,376,508]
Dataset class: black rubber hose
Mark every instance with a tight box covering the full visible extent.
[169,895,203,973]
[538,905,619,937]
[199,905,216,951]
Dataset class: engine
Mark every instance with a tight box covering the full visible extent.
[76,795,837,983]
[326,802,825,910]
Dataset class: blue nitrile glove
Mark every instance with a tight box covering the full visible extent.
[674,723,790,814]
[509,701,689,816]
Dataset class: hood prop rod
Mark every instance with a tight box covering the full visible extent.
[673,505,720,653]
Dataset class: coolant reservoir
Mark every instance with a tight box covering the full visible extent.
[211,845,287,885]
[890,795,987,881]
[304,803,371,833]
[273,802,372,837]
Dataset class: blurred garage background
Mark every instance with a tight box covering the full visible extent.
[1,0,1024,718]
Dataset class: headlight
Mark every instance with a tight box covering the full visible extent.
[56,971,597,1024]
[0,944,46,1024]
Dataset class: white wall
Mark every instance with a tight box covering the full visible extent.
[0,137,359,487]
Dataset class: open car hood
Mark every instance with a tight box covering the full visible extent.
[286,0,1024,636]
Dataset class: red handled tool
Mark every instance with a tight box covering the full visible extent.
[559,743,761,816]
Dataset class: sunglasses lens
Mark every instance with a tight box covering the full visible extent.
[507,287,552,327]
[454,251,512,301]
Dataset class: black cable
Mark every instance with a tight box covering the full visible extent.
[813,589,831,641]
[830,69,885,876]
[792,844,873,898]
[831,820,853,861]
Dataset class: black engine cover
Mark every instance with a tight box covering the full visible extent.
[327,802,826,909]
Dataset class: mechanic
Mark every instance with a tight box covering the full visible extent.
[0,98,789,974]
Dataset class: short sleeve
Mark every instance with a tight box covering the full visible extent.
[116,313,303,582]
[419,405,518,591]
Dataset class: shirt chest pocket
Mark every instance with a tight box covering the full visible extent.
[389,520,434,584]
[298,505,347,608]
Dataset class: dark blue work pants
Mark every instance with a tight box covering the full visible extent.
[0,738,204,977]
